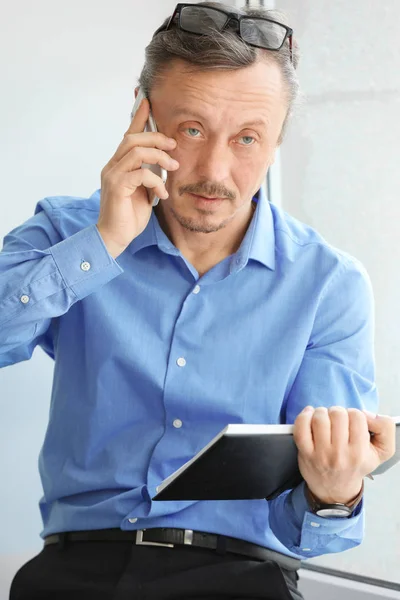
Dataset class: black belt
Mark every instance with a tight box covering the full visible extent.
[44,527,301,572]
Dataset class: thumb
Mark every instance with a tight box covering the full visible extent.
[363,411,396,459]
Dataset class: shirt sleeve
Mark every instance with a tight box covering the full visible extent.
[268,256,378,559]
[0,208,123,367]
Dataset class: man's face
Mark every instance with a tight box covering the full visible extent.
[150,58,288,233]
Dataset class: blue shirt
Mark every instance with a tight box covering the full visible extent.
[0,186,378,560]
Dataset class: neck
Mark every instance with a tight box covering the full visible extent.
[155,202,256,276]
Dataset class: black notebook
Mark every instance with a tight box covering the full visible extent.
[152,418,400,502]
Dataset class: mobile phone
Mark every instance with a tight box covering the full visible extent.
[130,87,167,207]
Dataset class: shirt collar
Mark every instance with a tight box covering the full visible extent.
[236,185,276,271]
[92,186,275,270]
[128,208,180,256]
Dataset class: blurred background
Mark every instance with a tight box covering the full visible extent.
[0,0,399,598]
[272,0,400,594]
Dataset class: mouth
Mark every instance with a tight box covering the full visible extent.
[188,192,226,206]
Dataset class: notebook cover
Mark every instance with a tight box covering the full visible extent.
[153,419,400,501]
[153,432,304,501]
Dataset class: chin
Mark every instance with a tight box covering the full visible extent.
[171,207,231,234]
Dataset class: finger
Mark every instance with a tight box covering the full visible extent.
[115,146,179,175]
[122,132,177,153]
[107,134,177,171]
[329,406,350,447]
[311,407,331,451]
[122,168,169,200]
[347,408,369,447]
[125,97,150,135]
[293,406,315,455]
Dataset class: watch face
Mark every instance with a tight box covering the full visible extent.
[316,507,351,518]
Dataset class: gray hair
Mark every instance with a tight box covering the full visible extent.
[138,2,302,144]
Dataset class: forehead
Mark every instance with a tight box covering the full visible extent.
[151,58,288,124]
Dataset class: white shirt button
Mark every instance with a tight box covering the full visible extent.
[128,517,138,524]
[20,295,30,304]
[81,261,91,271]
[310,522,320,528]
[173,419,183,429]
[193,285,201,294]
[177,357,186,367]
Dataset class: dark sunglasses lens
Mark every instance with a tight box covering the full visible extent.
[240,18,286,49]
[180,6,228,34]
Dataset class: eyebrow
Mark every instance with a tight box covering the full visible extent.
[171,107,268,129]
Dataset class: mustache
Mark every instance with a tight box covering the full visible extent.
[179,182,236,201]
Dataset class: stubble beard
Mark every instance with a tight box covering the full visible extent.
[169,205,234,234]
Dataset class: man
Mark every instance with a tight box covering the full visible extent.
[1,2,395,599]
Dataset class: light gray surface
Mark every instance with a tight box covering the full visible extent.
[275,0,400,585]
[298,569,400,600]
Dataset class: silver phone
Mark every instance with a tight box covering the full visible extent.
[130,87,167,207]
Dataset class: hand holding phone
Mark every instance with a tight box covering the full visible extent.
[130,88,168,207]
[97,90,179,259]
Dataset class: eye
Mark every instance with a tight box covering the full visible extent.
[186,128,201,137]
[238,135,256,146]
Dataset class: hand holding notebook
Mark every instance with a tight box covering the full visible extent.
[153,414,400,502]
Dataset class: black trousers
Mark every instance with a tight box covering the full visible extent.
[9,540,304,600]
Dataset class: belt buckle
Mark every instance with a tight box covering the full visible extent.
[135,529,175,548]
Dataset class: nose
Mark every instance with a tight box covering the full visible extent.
[196,138,232,184]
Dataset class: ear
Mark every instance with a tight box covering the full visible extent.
[270,150,277,166]
[134,86,140,99]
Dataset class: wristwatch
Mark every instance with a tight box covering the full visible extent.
[305,480,364,518]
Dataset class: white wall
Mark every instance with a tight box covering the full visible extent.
[0,0,178,595]
[275,0,400,585]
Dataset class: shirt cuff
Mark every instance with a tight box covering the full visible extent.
[283,481,364,557]
[50,224,123,300]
